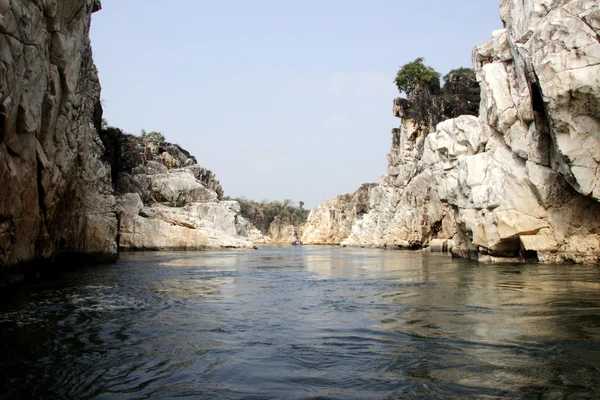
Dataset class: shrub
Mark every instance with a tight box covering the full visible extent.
[394,57,441,97]
[443,67,476,86]
[140,129,165,142]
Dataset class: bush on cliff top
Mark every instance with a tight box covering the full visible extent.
[443,67,476,84]
[394,59,479,127]
[394,57,441,97]
[140,129,165,142]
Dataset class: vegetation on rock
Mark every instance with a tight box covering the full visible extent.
[443,67,476,84]
[228,198,310,234]
[140,129,165,142]
[440,67,480,119]
[394,57,441,97]
[394,59,479,128]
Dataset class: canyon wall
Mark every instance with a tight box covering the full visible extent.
[0,0,117,269]
[267,216,304,244]
[336,0,600,263]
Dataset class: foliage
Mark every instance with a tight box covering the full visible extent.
[394,57,441,97]
[228,197,310,234]
[443,67,476,86]
[101,118,109,130]
[392,61,479,127]
[140,129,165,142]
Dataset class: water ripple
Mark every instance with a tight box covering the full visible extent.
[2,247,600,399]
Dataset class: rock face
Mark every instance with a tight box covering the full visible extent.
[301,183,376,245]
[0,0,117,269]
[101,131,264,251]
[341,0,600,264]
[268,216,304,244]
[339,71,480,250]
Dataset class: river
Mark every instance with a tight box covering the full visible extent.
[1,246,600,399]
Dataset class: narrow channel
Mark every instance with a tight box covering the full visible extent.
[2,246,600,399]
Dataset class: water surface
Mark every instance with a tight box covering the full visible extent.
[2,246,600,399]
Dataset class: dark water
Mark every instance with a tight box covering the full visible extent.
[2,246,600,399]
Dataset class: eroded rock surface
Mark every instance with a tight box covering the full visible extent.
[301,183,376,245]
[268,216,304,244]
[101,131,264,251]
[339,0,600,263]
[0,1,117,269]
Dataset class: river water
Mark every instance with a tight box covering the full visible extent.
[1,246,600,399]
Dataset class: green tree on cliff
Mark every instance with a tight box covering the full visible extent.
[140,129,165,142]
[442,67,476,85]
[394,57,441,97]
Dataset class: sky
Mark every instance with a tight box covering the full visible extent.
[90,1,503,209]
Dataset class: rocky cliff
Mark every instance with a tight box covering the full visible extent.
[301,183,376,245]
[0,1,264,277]
[267,216,304,244]
[340,0,600,263]
[100,130,264,250]
[0,0,117,270]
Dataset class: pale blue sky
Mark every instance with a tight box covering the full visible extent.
[91,1,502,208]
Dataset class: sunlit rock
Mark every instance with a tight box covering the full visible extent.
[320,0,600,263]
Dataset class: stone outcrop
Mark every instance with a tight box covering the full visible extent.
[268,216,304,244]
[339,0,600,263]
[101,131,265,251]
[0,0,117,269]
[339,71,480,250]
[301,183,376,245]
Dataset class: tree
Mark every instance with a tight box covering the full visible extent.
[442,67,476,86]
[299,201,305,209]
[141,129,165,142]
[101,118,109,130]
[394,57,441,97]
[233,198,311,234]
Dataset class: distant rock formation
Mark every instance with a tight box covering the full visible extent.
[301,183,376,245]
[232,198,309,244]
[327,0,600,264]
[268,216,305,244]
[100,130,265,250]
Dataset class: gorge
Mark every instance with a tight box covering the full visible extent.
[2,1,600,398]
[1,0,600,285]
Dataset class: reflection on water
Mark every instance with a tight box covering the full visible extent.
[2,246,600,399]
